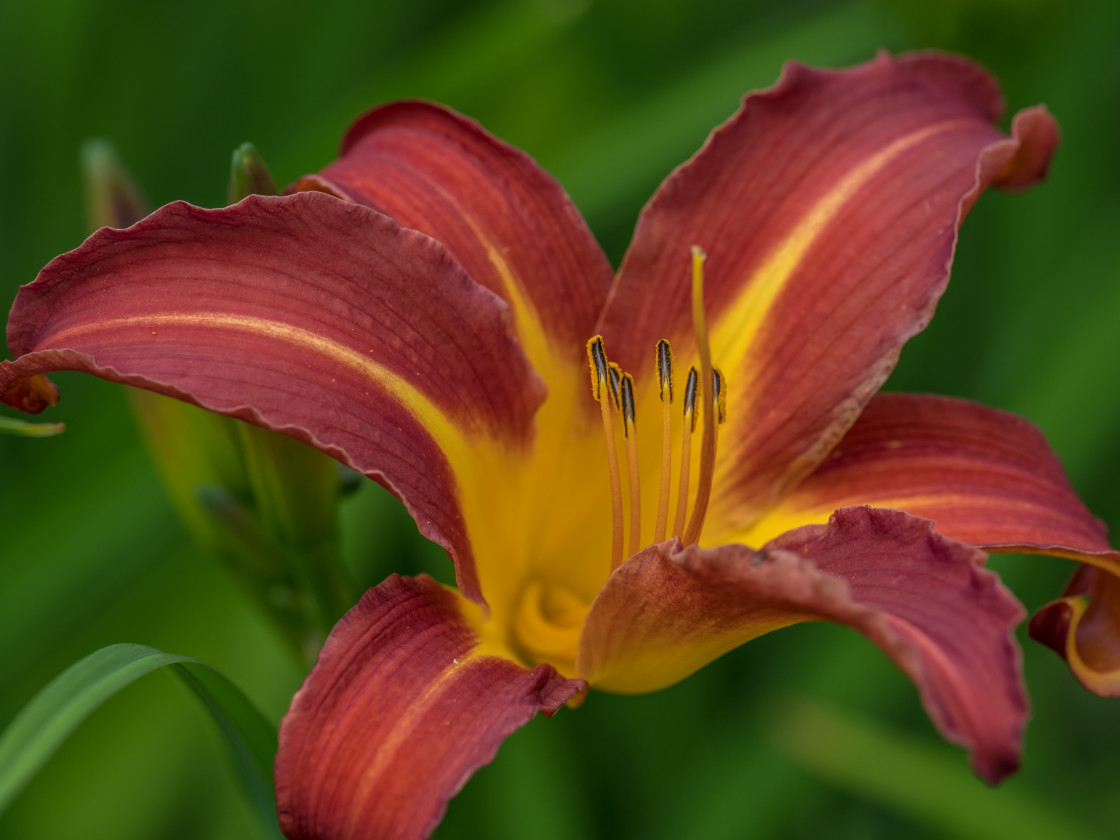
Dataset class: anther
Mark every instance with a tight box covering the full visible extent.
[712,368,726,424]
[654,339,674,542]
[657,339,673,402]
[588,335,608,399]
[620,372,637,434]
[587,336,624,571]
[682,366,698,430]
[608,362,623,411]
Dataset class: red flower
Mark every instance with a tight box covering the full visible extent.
[3,52,1114,839]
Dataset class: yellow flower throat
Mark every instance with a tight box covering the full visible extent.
[504,247,727,676]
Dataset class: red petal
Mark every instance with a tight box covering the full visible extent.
[578,506,1026,784]
[296,101,614,373]
[276,575,585,840]
[596,52,1059,526]
[1,193,543,604]
[738,393,1117,565]
[743,392,1120,700]
[1030,566,1120,696]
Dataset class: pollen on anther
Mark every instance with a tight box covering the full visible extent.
[682,366,699,432]
[620,373,636,436]
[608,362,623,410]
[657,339,673,402]
[712,368,727,424]
[586,335,608,399]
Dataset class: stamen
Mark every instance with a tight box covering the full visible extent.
[683,246,715,547]
[712,368,727,424]
[608,362,623,410]
[620,372,641,558]
[654,339,673,543]
[673,366,698,539]
[587,336,624,571]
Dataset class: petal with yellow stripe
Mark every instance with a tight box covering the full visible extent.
[738,394,1118,564]
[576,506,1026,784]
[740,394,1120,697]
[294,100,614,381]
[596,52,1060,529]
[276,574,585,840]
[0,192,542,604]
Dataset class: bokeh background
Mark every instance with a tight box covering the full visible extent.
[2,0,1118,837]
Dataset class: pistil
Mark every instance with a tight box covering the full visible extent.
[682,247,716,547]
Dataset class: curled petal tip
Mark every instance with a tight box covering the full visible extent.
[993,104,1061,189]
[1028,596,1077,657]
[0,369,60,414]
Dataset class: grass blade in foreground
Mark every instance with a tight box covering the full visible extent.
[0,643,282,839]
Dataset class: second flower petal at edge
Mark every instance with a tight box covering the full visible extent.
[576,506,1026,785]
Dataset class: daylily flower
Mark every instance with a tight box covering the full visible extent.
[2,51,1117,839]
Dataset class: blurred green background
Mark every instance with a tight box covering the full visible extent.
[2,0,1118,837]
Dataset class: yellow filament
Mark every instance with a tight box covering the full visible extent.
[624,429,641,559]
[673,371,696,540]
[598,379,624,571]
[655,391,673,542]
[683,246,715,546]
[620,373,641,561]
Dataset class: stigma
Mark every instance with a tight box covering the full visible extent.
[586,246,726,572]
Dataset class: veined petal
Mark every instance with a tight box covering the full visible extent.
[295,101,615,377]
[0,192,544,603]
[738,394,1119,569]
[276,574,585,840]
[726,395,1120,701]
[293,102,625,611]
[1031,566,1120,696]
[597,52,1059,527]
[577,506,1026,784]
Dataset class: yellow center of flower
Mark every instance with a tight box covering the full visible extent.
[503,246,725,676]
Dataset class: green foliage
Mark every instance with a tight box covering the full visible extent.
[0,644,281,840]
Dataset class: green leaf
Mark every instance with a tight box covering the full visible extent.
[0,416,65,437]
[0,643,282,839]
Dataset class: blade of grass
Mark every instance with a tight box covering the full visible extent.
[0,643,281,840]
